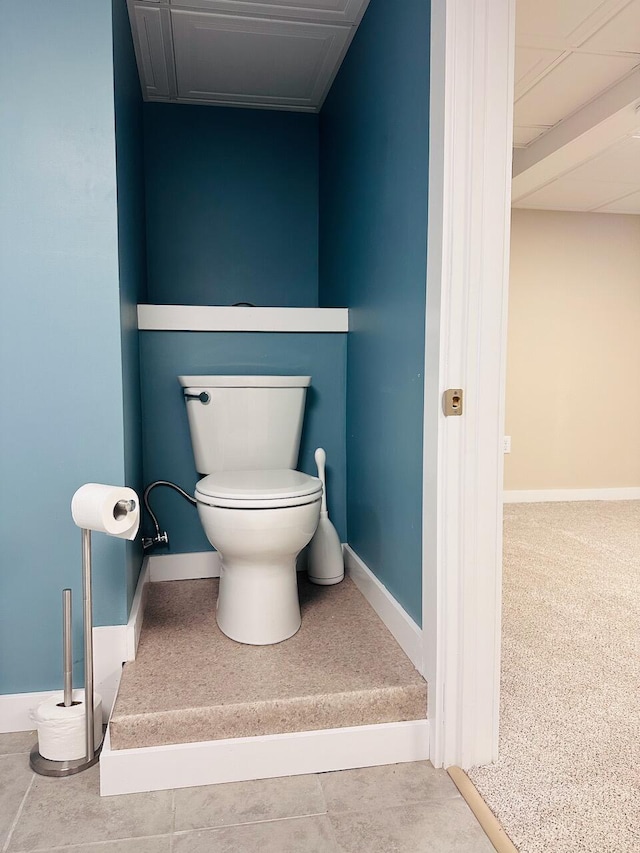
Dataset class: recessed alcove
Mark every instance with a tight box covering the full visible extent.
[102,0,430,795]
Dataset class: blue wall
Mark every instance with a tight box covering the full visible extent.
[139,333,347,551]
[143,104,320,307]
[319,0,430,624]
[0,0,131,693]
[112,0,146,611]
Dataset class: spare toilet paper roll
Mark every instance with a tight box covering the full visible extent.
[71,484,139,540]
[32,690,102,762]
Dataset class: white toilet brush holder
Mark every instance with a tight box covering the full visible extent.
[308,448,344,585]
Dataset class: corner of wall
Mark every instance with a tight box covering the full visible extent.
[112,0,147,614]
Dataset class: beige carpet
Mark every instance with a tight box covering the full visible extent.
[111,576,426,748]
[468,501,640,853]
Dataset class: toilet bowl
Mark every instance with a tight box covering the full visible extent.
[196,469,322,644]
[179,374,321,645]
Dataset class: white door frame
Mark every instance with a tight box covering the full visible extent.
[423,0,515,769]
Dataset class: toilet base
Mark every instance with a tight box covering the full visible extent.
[216,557,301,645]
[196,497,321,645]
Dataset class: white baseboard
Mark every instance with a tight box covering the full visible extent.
[93,625,127,724]
[504,487,640,503]
[100,719,429,796]
[0,692,54,734]
[147,551,221,582]
[147,549,310,582]
[126,558,149,660]
[0,559,149,733]
[89,558,150,720]
[343,545,423,674]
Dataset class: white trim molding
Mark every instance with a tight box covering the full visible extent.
[137,305,349,333]
[147,549,313,582]
[504,487,640,503]
[100,719,429,796]
[93,626,128,723]
[126,558,150,660]
[0,692,55,734]
[343,546,423,674]
[424,0,515,769]
[147,550,222,582]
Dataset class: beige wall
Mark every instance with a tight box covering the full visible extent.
[505,209,640,490]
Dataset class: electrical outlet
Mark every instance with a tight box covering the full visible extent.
[503,435,511,454]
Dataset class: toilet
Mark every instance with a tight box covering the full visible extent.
[178,375,322,645]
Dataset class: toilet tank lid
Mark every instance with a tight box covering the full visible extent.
[178,375,311,389]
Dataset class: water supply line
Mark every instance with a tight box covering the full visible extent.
[142,480,197,551]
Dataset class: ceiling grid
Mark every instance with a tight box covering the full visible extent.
[513,0,640,213]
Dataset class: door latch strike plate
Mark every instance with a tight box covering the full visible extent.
[443,389,463,416]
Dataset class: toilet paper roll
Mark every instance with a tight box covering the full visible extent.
[32,690,102,762]
[71,484,139,540]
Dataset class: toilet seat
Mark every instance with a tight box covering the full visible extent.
[195,469,322,510]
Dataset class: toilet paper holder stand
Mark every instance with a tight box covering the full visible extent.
[30,526,106,776]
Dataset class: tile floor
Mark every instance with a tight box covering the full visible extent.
[0,732,494,853]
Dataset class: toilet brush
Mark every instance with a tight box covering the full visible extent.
[308,448,344,585]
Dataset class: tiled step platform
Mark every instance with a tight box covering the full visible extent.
[109,576,427,750]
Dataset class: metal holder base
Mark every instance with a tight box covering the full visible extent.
[29,735,103,777]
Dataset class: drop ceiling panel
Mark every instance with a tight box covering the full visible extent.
[566,137,640,184]
[512,1,640,211]
[514,51,639,126]
[596,189,640,212]
[170,0,366,23]
[516,0,609,41]
[171,11,349,107]
[582,0,640,53]
[515,175,634,210]
[514,47,564,94]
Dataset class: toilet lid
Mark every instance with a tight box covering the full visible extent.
[195,469,322,504]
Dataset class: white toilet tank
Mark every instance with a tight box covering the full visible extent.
[178,375,311,475]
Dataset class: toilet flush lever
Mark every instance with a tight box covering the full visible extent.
[184,391,210,404]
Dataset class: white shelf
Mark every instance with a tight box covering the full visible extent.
[137,305,349,333]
